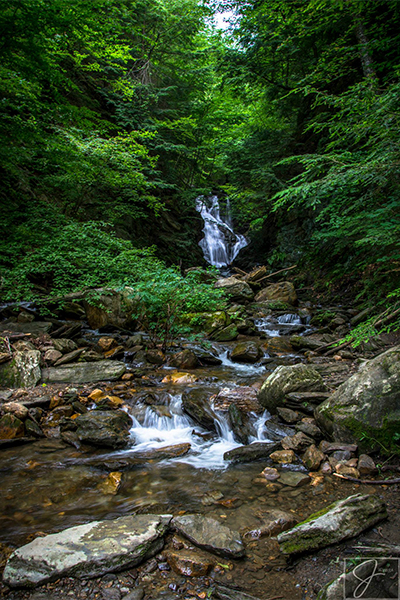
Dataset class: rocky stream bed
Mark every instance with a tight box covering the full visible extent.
[0,274,399,600]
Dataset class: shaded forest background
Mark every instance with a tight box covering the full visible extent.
[2,0,400,311]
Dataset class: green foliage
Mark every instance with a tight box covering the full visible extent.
[131,269,226,350]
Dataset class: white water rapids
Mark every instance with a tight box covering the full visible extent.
[196,195,248,267]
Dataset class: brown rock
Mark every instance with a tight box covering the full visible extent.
[335,463,360,478]
[44,349,63,364]
[261,467,280,481]
[166,550,213,577]
[162,372,198,385]
[255,282,297,305]
[104,346,125,360]
[358,454,378,476]
[2,402,29,420]
[88,389,105,402]
[319,441,358,454]
[170,349,199,369]
[53,339,77,354]
[264,337,293,356]
[302,444,325,471]
[98,337,118,352]
[54,348,84,366]
[281,432,314,452]
[0,414,24,439]
[296,421,323,439]
[277,407,301,424]
[97,472,122,495]
[270,449,296,464]
[211,387,262,414]
[145,349,165,365]
[245,509,298,539]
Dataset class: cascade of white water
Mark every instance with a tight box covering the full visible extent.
[196,195,247,267]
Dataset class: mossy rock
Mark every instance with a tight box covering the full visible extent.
[315,345,400,453]
[210,324,238,342]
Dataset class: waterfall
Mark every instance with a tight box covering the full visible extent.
[196,195,248,268]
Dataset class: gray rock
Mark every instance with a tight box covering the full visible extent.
[278,494,387,555]
[278,472,310,487]
[0,322,52,336]
[122,588,145,600]
[53,338,78,354]
[244,509,298,539]
[315,346,400,452]
[223,441,280,463]
[0,350,41,388]
[3,514,172,588]
[54,348,83,366]
[75,410,133,449]
[41,360,126,384]
[230,342,262,364]
[214,277,254,304]
[172,514,245,558]
[181,390,218,431]
[214,585,263,600]
[258,364,326,414]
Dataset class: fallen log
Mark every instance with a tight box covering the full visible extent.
[333,473,400,485]
[255,264,297,285]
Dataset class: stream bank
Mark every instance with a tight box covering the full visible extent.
[0,272,399,600]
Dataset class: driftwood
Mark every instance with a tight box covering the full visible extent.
[255,264,297,285]
[334,472,400,485]
[352,543,400,556]
[232,267,248,277]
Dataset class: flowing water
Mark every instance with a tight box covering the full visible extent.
[196,195,248,267]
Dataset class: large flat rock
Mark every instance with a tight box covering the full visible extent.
[277,494,387,555]
[3,514,172,588]
[172,514,245,558]
[41,360,125,384]
[223,441,280,463]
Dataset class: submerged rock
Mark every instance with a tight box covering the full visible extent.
[3,514,172,588]
[224,441,280,463]
[75,410,133,449]
[245,509,298,539]
[258,364,326,414]
[315,346,400,452]
[166,550,214,577]
[172,514,245,558]
[277,494,387,555]
[41,360,126,384]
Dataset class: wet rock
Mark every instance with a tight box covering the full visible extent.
[172,514,245,558]
[315,346,400,452]
[230,342,262,364]
[145,349,165,365]
[53,338,78,354]
[335,463,360,478]
[182,390,218,431]
[264,420,295,441]
[358,454,378,476]
[41,360,126,384]
[98,337,118,352]
[302,444,325,471]
[2,401,29,420]
[261,466,279,481]
[281,432,314,452]
[278,493,387,555]
[166,550,213,577]
[0,321,52,336]
[319,441,357,454]
[214,277,254,304]
[170,349,198,369]
[75,410,133,449]
[135,443,191,461]
[290,335,325,351]
[295,421,323,440]
[97,472,122,495]
[0,350,41,388]
[162,372,198,385]
[258,364,326,414]
[223,441,280,463]
[24,418,44,438]
[277,407,301,424]
[3,513,172,587]
[201,490,224,505]
[0,414,25,439]
[228,404,253,444]
[43,349,63,364]
[54,348,84,366]
[245,509,298,539]
[270,449,296,464]
[212,387,262,414]
[193,347,222,366]
[211,324,239,342]
[213,584,263,600]
[263,337,293,356]
[255,282,297,306]
[278,472,310,487]
[331,450,351,461]
[121,589,144,600]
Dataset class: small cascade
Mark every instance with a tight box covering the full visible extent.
[128,393,274,469]
[196,195,247,267]
[277,313,302,325]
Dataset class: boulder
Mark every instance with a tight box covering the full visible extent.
[0,414,25,439]
[170,349,198,369]
[181,390,217,431]
[2,402,29,420]
[258,364,326,414]
[214,277,254,304]
[41,360,125,384]
[145,349,165,365]
[3,514,172,588]
[230,342,262,364]
[358,454,378,476]
[83,287,137,330]
[227,404,253,444]
[264,337,293,356]
[302,444,325,471]
[277,494,387,555]
[172,514,245,558]
[277,407,301,424]
[53,339,77,354]
[44,349,63,364]
[315,346,400,452]
[290,335,325,351]
[224,441,280,463]
[270,449,296,464]
[212,387,263,414]
[210,324,238,342]
[75,410,133,449]
[0,322,52,336]
[0,350,41,388]
[281,432,314,452]
[255,282,297,306]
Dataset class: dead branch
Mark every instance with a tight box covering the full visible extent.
[255,264,298,285]
[333,473,400,485]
